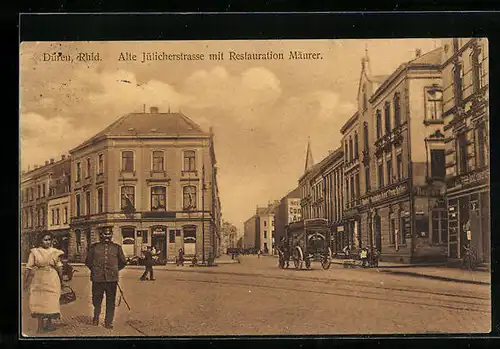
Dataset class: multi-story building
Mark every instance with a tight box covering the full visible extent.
[320,146,344,253]
[20,155,71,262]
[441,38,489,264]
[243,215,258,249]
[357,47,446,263]
[274,187,301,248]
[220,220,238,253]
[67,106,221,264]
[341,112,362,250]
[243,202,278,254]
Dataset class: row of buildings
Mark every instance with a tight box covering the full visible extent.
[247,38,489,265]
[20,107,222,264]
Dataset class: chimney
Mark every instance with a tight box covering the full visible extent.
[61,155,66,160]
[45,160,49,166]
[50,158,54,164]
[415,48,422,57]
[150,106,159,113]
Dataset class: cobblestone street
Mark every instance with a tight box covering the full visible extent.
[21,255,490,337]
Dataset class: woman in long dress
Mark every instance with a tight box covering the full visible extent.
[23,232,64,333]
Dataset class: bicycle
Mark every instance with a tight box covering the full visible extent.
[462,244,478,270]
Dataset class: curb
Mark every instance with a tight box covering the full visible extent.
[379,269,490,286]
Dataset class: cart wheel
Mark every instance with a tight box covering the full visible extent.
[293,247,302,269]
[321,256,331,270]
[305,258,311,269]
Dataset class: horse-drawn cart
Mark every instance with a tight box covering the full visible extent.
[278,218,332,270]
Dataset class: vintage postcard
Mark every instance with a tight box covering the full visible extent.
[20,38,490,337]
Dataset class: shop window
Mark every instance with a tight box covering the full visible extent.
[152,151,164,171]
[183,186,197,210]
[183,151,196,171]
[121,227,135,245]
[169,230,175,243]
[432,211,448,244]
[430,149,445,178]
[122,151,134,172]
[151,186,166,211]
[416,216,429,238]
[121,186,135,211]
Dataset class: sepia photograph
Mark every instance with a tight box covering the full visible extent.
[19,38,490,337]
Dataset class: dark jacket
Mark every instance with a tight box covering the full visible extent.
[85,242,126,282]
[142,250,153,266]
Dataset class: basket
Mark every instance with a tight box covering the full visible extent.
[60,285,77,305]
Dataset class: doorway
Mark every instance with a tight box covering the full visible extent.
[151,235,167,263]
[183,226,197,256]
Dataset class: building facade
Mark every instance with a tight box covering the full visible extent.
[67,107,221,264]
[21,156,71,262]
[441,38,490,264]
[243,215,258,249]
[220,221,238,254]
[274,187,301,248]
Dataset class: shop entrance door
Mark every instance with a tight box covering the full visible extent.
[152,235,167,263]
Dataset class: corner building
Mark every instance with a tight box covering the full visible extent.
[441,38,489,264]
[357,49,447,263]
[67,107,221,264]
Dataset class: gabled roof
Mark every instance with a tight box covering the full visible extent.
[71,111,208,153]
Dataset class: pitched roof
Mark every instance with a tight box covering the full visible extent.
[304,139,314,173]
[72,111,208,152]
[408,47,442,66]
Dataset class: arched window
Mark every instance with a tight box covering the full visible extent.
[151,186,166,211]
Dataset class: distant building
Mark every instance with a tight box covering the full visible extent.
[274,187,301,248]
[441,38,489,264]
[220,221,238,253]
[243,215,258,249]
[243,201,278,254]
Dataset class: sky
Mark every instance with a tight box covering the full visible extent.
[20,39,441,233]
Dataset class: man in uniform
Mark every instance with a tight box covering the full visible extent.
[85,228,127,329]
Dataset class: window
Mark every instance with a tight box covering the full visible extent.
[363,122,369,151]
[264,221,267,227]
[344,141,348,162]
[86,158,91,178]
[76,194,81,217]
[349,136,353,162]
[355,173,360,202]
[471,44,482,93]
[51,209,55,225]
[345,179,349,205]
[151,186,166,211]
[98,154,104,174]
[75,230,81,253]
[387,157,393,185]
[121,227,135,246]
[97,187,104,213]
[389,218,396,244]
[56,208,60,225]
[86,191,91,216]
[432,211,448,244]
[457,133,468,175]
[394,93,401,128]
[30,208,34,227]
[76,162,81,182]
[425,89,443,121]
[354,133,359,160]
[122,151,134,172]
[120,186,135,210]
[64,207,68,224]
[477,123,487,168]
[183,151,196,171]
[143,230,149,243]
[376,110,382,139]
[396,153,403,180]
[430,149,445,178]
[365,166,371,192]
[42,184,46,197]
[453,62,463,104]
[183,186,197,210]
[37,185,41,199]
[152,151,164,171]
[350,176,355,204]
[378,162,384,188]
[169,230,175,243]
[384,102,391,134]
[264,231,267,239]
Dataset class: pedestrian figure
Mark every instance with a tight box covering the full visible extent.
[85,228,126,329]
[257,250,261,258]
[342,245,350,258]
[140,247,155,281]
[360,248,368,267]
[177,248,184,266]
[23,232,65,333]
